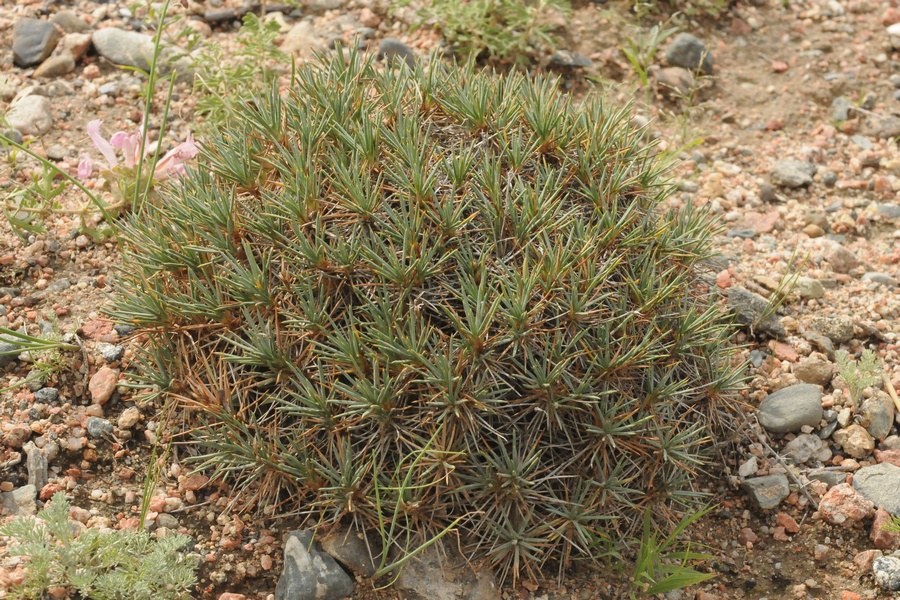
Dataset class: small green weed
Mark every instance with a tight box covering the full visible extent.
[418,0,570,64]
[0,492,199,599]
[835,348,884,409]
[621,19,680,89]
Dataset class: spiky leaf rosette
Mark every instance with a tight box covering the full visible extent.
[110,51,742,583]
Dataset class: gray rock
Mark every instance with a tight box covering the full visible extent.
[654,66,694,96]
[821,170,838,187]
[156,513,180,529]
[24,442,48,491]
[275,530,354,600]
[727,286,785,338]
[97,343,124,362]
[757,384,823,434]
[34,387,58,403]
[114,324,136,337]
[862,272,898,287]
[377,37,416,68]
[860,392,895,441]
[726,228,758,239]
[802,330,835,360]
[5,94,53,137]
[823,243,862,274]
[548,50,593,68]
[98,82,120,96]
[877,204,900,219]
[0,335,24,368]
[1,485,37,516]
[741,474,790,510]
[13,18,61,68]
[770,159,814,188]
[832,96,852,121]
[45,144,68,161]
[792,357,833,386]
[874,556,900,591]
[664,33,714,74]
[805,315,855,344]
[86,417,114,439]
[51,11,91,34]
[874,116,900,139]
[320,523,380,578]
[92,28,179,72]
[794,276,825,299]
[738,456,758,478]
[34,53,76,79]
[783,433,826,464]
[395,542,498,600]
[853,463,900,515]
[808,469,846,488]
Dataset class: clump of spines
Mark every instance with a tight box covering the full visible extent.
[111,50,742,583]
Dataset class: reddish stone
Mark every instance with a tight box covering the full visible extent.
[816,483,874,526]
[89,366,119,405]
[79,318,116,342]
[118,517,140,530]
[836,179,868,190]
[875,449,900,467]
[772,526,789,541]
[218,594,247,600]
[766,118,784,131]
[260,554,273,570]
[743,210,780,234]
[716,270,731,289]
[179,474,210,492]
[771,341,799,362]
[871,509,900,550]
[853,548,882,572]
[731,17,752,35]
[2,426,31,449]
[220,537,241,549]
[775,512,800,533]
[358,7,381,27]
[738,527,758,544]
[771,61,789,73]
[874,176,894,198]
[841,592,861,600]
[39,483,64,501]
[883,7,900,25]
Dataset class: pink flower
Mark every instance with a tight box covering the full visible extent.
[79,119,198,181]
[86,119,118,171]
[153,133,199,180]
[77,156,94,179]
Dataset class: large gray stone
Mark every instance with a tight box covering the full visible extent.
[275,530,354,600]
[5,94,53,137]
[741,474,790,510]
[664,33,714,74]
[91,28,181,72]
[757,384,823,434]
[854,463,900,515]
[1,485,37,516]
[320,522,380,578]
[859,392,895,441]
[805,315,855,344]
[395,543,497,600]
[13,18,61,68]
[377,38,416,68]
[770,159,814,188]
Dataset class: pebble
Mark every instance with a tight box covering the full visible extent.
[792,357,833,386]
[89,366,119,405]
[275,530,354,600]
[853,463,900,514]
[822,243,862,274]
[34,387,58,403]
[548,50,593,69]
[738,455,758,478]
[871,509,900,549]
[34,53,76,79]
[757,384,823,434]
[665,33,714,74]
[783,433,828,464]
[117,407,141,430]
[653,67,694,96]
[50,10,91,34]
[861,272,898,287]
[816,482,874,525]
[770,159,814,188]
[86,417,114,439]
[833,424,875,459]
[156,512,180,529]
[832,96,852,121]
[0,485,37,516]
[741,474,790,509]
[727,286,786,337]
[794,276,825,299]
[805,315,855,344]
[859,392,894,440]
[12,18,61,68]
[377,37,416,68]
[320,523,379,577]
[5,94,53,137]
[97,342,124,362]
[874,556,900,591]
[24,442,47,490]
